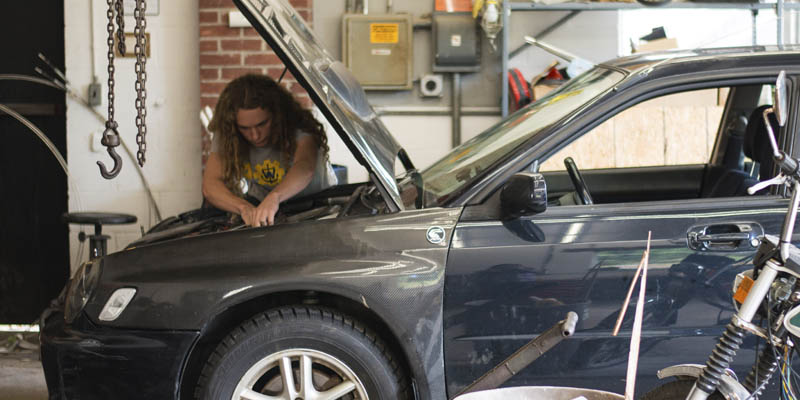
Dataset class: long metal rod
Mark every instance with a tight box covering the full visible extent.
[452,73,462,148]
[780,180,800,260]
[455,312,578,396]
[778,0,785,47]
[524,36,578,62]
[509,11,580,59]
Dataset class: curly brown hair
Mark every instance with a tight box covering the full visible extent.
[208,74,329,194]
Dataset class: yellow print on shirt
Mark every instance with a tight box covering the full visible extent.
[245,159,285,186]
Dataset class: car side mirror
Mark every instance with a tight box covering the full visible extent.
[500,172,547,220]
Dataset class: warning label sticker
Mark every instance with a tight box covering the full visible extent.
[370,23,399,44]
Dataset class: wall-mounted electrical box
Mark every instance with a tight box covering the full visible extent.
[342,14,413,90]
[432,12,480,72]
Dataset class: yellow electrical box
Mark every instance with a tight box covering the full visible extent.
[342,14,413,90]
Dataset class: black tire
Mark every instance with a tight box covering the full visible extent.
[642,380,725,400]
[195,306,410,400]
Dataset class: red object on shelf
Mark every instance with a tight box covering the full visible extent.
[545,67,564,81]
[508,68,532,112]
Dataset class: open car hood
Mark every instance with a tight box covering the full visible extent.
[234,0,408,211]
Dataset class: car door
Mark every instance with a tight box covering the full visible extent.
[442,82,791,397]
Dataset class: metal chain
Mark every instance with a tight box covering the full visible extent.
[106,0,116,124]
[114,0,126,56]
[134,0,148,166]
[98,0,123,179]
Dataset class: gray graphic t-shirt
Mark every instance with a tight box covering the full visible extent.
[212,131,337,201]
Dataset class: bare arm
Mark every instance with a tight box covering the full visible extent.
[269,135,318,203]
[253,135,318,226]
[202,152,255,217]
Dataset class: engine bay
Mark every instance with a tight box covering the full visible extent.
[127,182,388,248]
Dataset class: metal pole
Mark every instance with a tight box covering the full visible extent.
[452,73,462,148]
[509,11,580,59]
[778,0,784,47]
[501,0,510,117]
[751,10,758,46]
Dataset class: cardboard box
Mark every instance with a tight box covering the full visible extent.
[634,38,678,53]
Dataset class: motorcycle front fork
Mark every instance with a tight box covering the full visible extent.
[686,261,780,400]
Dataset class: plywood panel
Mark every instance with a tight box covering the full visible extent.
[540,93,723,171]
[541,119,615,171]
[614,106,665,167]
[665,106,707,165]
[707,106,724,154]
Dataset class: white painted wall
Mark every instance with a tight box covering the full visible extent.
[65,1,200,271]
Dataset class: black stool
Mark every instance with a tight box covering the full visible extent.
[63,212,137,259]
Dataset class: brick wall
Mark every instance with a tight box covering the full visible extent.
[198,0,313,163]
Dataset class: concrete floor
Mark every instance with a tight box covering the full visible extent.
[0,355,47,400]
[0,333,47,400]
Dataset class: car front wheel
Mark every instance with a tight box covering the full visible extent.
[195,306,410,400]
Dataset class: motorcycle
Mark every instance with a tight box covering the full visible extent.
[645,71,799,400]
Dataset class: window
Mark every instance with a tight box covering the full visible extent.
[541,88,727,171]
[538,84,774,206]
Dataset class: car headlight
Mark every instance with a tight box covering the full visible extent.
[64,260,103,323]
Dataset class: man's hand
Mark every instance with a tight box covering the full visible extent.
[257,193,281,226]
[238,204,258,227]
[240,192,281,227]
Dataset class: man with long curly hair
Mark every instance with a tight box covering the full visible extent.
[202,74,336,227]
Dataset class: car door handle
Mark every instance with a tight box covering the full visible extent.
[687,223,763,251]
[696,233,751,242]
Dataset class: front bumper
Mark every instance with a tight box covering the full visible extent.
[40,307,199,399]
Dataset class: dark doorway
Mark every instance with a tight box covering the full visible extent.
[0,2,68,323]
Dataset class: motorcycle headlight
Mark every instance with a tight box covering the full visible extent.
[64,260,103,323]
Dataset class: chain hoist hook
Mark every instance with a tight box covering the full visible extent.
[97,122,122,179]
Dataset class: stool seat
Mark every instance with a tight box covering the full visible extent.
[63,212,137,260]
[63,212,137,226]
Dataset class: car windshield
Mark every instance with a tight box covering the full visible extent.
[412,66,625,207]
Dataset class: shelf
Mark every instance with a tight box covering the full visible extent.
[500,0,795,116]
[510,1,800,11]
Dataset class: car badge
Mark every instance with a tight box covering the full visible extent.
[426,226,445,244]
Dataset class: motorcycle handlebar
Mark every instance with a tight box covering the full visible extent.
[777,151,800,179]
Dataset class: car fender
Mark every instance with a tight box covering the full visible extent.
[84,207,462,400]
